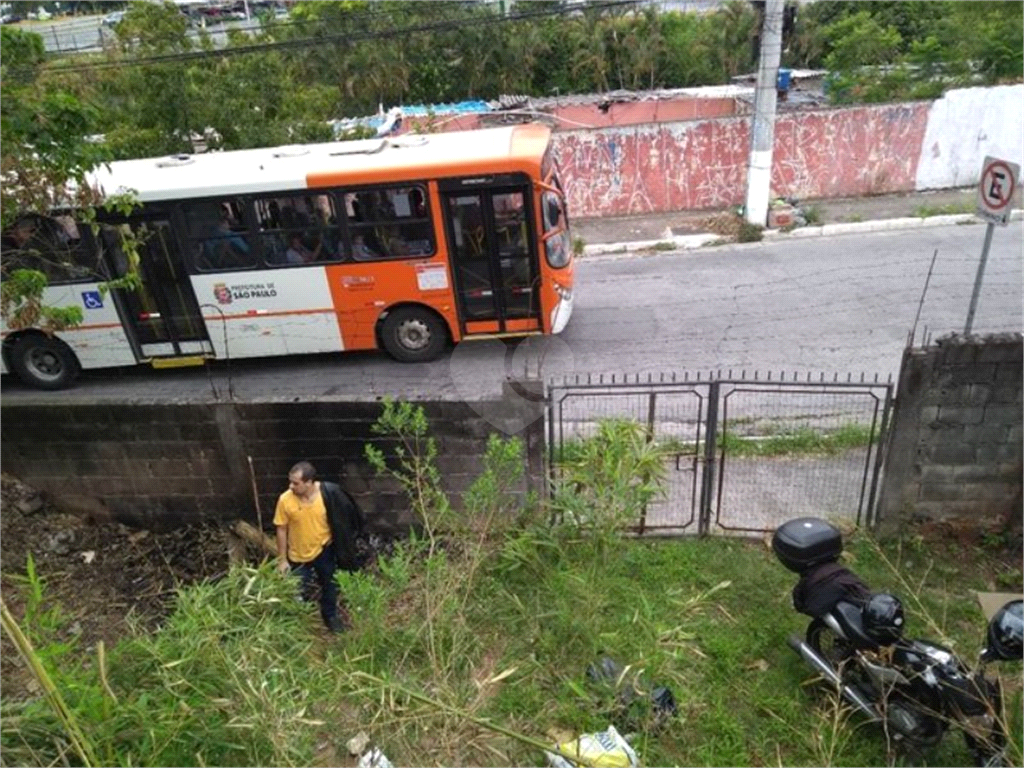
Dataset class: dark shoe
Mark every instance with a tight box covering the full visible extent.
[326,616,345,634]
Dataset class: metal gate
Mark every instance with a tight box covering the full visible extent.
[546,371,893,535]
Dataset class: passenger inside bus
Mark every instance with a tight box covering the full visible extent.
[204,207,252,268]
[352,234,380,260]
[285,233,321,264]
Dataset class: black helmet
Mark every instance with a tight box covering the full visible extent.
[986,600,1023,661]
[863,593,905,645]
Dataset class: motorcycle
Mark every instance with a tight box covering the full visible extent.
[772,517,1023,766]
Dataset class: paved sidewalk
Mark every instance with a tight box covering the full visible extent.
[572,186,1024,255]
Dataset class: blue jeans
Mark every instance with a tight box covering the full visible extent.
[290,546,338,627]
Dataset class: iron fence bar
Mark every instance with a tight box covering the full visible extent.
[549,378,892,392]
[545,389,556,501]
[714,385,733,534]
[699,381,720,536]
[691,390,706,531]
[865,384,895,528]
[854,392,883,527]
[639,391,657,535]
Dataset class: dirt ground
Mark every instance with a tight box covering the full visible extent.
[0,473,263,699]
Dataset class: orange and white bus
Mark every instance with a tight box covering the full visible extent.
[0,123,575,389]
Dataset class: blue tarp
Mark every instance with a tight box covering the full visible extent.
[331,99,493,137]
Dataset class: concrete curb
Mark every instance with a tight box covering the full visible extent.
[582,208,1023,258]
[583,233,722,256]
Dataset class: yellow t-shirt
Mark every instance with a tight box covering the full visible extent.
[273,487,332,563]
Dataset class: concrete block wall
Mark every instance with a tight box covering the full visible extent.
[0,385,545,534]
[878,333,1023,532]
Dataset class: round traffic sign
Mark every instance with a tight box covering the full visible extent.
[980,159,1015,212]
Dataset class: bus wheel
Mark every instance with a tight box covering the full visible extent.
[9,334,80,390]
[380,306,447,363]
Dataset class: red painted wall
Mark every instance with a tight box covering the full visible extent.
[771,104,930,200]
[551,102,931,217]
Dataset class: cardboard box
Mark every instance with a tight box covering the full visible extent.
[768,205,795,229]
[975,591,1023,621]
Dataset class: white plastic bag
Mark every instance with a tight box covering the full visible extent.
[357,747,394,768]
[545,724,639,768]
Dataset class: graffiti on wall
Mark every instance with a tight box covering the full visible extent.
[553,103,931,218]
[553,119,750,217]
[772,103,929,200]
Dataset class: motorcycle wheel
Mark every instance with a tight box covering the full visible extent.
[806,618,875,702]
[806,618,855,666]
[963,678,1007,767]
[805,621,951,760]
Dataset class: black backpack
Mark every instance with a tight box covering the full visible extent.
[791,561,871,618]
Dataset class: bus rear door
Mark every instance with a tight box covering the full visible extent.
[440,178,541,336]
[102,215,212,365]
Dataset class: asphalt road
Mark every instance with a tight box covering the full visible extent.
[24,13,261,54]
[2,223,1021,404]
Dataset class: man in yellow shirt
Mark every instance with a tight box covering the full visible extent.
[274,461,344,633]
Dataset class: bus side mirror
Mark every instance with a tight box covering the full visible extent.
[545,197,561,226]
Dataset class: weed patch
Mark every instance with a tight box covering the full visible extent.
[2,411,1019,768]
[737,220,764,242]
[914,201,975,218]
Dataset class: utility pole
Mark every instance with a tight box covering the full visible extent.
[744,0,784,226]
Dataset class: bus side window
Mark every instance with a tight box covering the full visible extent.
[184,198,259,272]
[254,193,342,266]
[1,214,101,284]
[347,184,434,260]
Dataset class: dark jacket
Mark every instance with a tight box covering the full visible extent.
[791,561,871,618]
[321,481,364,572]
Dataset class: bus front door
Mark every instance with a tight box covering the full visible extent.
[443,187,540,336]
[103,218,211,363]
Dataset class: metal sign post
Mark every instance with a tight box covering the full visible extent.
[966,156,1020,334]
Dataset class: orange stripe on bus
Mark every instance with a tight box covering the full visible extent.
[202,308,336,321]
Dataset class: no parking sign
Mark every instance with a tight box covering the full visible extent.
[965,155,1020,334]
[976,156,1019,226]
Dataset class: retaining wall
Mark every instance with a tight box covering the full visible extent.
[0,386,546,533]
[878,334,1022,533]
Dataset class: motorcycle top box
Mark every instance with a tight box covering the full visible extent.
[772,517,843,573]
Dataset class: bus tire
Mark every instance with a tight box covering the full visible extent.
[9,334,80,390]
[379,306,448,363]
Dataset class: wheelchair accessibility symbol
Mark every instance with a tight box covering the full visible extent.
[82,291,103,309]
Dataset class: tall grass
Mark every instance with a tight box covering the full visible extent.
[2,412,1020,767]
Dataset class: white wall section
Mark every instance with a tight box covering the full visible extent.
[915,85,1024,190]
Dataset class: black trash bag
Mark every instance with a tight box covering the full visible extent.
[651,686,678,717]
[585,656,678,732]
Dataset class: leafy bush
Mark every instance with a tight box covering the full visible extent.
[737,220,764,242]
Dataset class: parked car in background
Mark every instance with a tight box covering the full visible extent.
[103,10,125,27]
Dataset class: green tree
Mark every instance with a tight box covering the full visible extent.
[0,27,141,336]
[113,0,192,54]
[946,1,1024,83]
[659,11,722,87]
[822,11,902,71]
[0,27,109,230]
